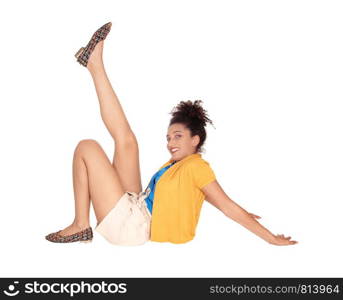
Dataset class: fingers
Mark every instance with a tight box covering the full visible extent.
[249,213,261,219]
[275,234,298,245]
[277,234,290,239]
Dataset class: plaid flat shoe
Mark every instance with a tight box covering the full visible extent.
[45,227,93,243]
[74,21,112,67]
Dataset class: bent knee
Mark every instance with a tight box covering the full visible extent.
[115,135,139,152]
[75,139,102,154]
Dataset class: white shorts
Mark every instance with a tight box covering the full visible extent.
[95,189,151,246]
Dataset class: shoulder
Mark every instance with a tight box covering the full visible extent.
[189,156,211,165]
[183,157,212,171]
[184,157,216,189]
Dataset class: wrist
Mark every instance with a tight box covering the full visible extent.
[265,233,277,244]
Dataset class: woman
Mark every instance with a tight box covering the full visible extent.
[45,22,298,246]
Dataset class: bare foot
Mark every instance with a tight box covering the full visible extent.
[87,40,105,72]
[58,222,90,237]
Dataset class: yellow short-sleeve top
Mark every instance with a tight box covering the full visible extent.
[150,153,216,244]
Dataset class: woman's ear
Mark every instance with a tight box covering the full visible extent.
[192,135,200,147]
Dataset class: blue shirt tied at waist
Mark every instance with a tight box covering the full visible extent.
[144,160,177,214]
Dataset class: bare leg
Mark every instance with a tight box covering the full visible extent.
[86,40,143,194]
[58,139,126,236]
[57,39,143,236]
[87,41,133,143]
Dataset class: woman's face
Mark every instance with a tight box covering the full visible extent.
[166,123,200,162]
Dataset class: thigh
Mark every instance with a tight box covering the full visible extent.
[75,139,126,225]
[112,135,143,194]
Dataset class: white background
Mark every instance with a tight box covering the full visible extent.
[0,0,342,277]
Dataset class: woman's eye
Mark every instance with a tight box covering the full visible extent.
[167,135,181,140]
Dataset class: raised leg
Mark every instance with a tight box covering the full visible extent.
[86,40,142,194]
[58,139,125,237]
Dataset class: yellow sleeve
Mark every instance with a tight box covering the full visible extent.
[189,159,216,189]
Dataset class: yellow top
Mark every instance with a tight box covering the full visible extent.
[150,153,216,244]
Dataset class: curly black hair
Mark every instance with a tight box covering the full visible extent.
[168,99,215,153]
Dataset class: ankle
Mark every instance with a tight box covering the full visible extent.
[73,220,90,230]
[87,60,104,74]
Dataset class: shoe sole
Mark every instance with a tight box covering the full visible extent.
[80,239,93,243]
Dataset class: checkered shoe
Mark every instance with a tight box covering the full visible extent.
[45,227,93,243]
[74,22,112,67]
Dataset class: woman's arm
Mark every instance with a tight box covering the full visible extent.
[201,180,298,246]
